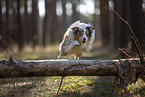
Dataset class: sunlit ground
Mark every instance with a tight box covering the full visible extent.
[0,41,145,96]
[1,44,60,60]
[0,41,116,60]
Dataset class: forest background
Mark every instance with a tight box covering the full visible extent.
[1,0,145,96]
[0,0,145,54]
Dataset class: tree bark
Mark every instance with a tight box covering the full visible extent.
[31,0,38,48]
[49,0,57,44]
[113,0,121,50]
[129,0,144,52]
[62,0,67,33]
[0,59,141,78]
[5,0,10,49]
[72,0,79,22]
[43,0,49,47]
[100,0,110,46]
[17,0,24,51]
[120,0,130,48]
[0,0,6,50]
[24,0,30,44]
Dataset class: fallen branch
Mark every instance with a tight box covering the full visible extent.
[118,48,132,58]
[0,59,140,78]
[111,9,144,63]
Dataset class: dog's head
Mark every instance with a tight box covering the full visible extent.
[71,25,95,44]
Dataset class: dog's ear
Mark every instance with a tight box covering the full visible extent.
[70,26,79,35]
[86,26,95,37]
[86,26,95,31]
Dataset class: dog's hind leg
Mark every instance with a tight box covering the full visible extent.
[74,53,82,60]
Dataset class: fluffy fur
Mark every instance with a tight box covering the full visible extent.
[58,21,95,59]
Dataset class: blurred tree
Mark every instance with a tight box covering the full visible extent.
[129,0,145,53]
[100,0,110,46]
[43,0,48,47]
[9,0,15,44]
[93,0,97,28]
[113,0,121,50]
[31,0,38,48]
[0,0,6,50]
[24,0,30,44]
[17,0,24,51]
[0,0,2,44]
[49,0,58,44]
[94,0,101,41]
[12,0,17,44]
[120,0,130,48]
[72,0,79,22]
[62,0,67,33]
[5,0,10,48]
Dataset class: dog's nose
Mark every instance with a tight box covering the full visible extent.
[82,38,86,43]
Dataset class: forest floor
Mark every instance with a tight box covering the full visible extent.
[0,41,145,97]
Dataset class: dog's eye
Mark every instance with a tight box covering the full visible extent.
[85,31,90,37]
[79,31,83,35]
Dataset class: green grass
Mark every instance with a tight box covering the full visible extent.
[61,76,95,93]
[0,42,145,97]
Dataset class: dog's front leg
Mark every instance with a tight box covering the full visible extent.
[64,40,79,52]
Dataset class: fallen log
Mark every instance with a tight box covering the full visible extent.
[0,58,140,78]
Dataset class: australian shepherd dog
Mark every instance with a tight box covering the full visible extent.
[58,21,95,60]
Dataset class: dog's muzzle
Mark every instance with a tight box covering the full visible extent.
[82,38,86,43]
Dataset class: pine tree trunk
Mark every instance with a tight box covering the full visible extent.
[113,0,121,49]
[31,0,38,48]
[129,0,144,52]
[72,0,79,22]
[43,0,48,47]
[49,0,57,44]
[17,0,23,51]
[0,0,6,50]
[120,0,130,48]
[100,0,110,46]
[62,0,67,33]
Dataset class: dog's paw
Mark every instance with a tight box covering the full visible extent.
[57,55,61,59]
[74,40,79,46]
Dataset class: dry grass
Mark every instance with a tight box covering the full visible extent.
[0,41,145,97]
